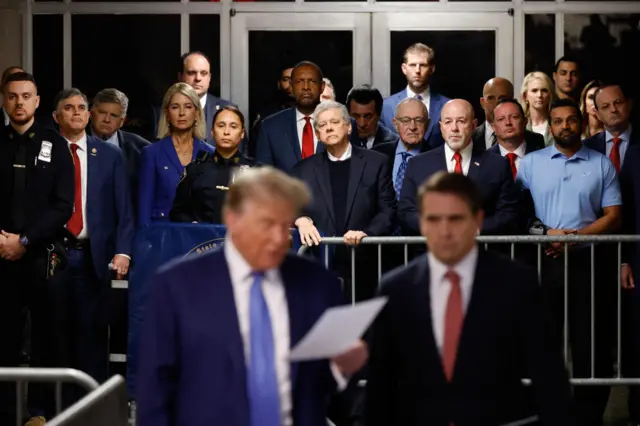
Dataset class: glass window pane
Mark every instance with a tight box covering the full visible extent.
[33,15,63,124]
[525,14,555,76]
[248,30,352,125]
[565,14,640,97]
[189,15,221,97]
[72,15,180,140]
[390,30,495,120]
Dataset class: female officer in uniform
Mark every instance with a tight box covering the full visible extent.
[170,105,257,224]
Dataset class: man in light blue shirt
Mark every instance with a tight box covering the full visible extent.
[517,98,621,426]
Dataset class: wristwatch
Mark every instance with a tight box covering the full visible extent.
[529,224,549,235]
[19,235,29,246]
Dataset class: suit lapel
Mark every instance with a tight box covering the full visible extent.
[86,137,99,225]
[425,93,440,141]
[467,150,483,181]
[287,109,303,161]
[314,155,336,229]
[344,149,366,228]
[281,259,307,389]
[161,136,183,174]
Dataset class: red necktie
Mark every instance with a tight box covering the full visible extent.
[301,117,314,159]
[67,144,83,236]
[610,137,622,173]
[443,270,463,382]
[453,152,463,174]
[505,153,518,181]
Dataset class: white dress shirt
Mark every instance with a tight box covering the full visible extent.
[327,143,352,162]
[66,135,89,240]
[605,124,632,166]
[484,122,495,150]
[2,107,9,126]
[498,142,527,171]
[444,141,474,175]
[200,93,207,110]
[366,135,376,149]
[295,109,318,154]
[105,132,119,148]
[428,246,478,352]
[406,86,431,115]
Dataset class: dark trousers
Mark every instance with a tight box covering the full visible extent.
[541,245,615,426]
[0,249,50,424]
[622,287,640,422]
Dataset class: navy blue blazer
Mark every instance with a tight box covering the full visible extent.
[256,107,359,174]
[137,136,215,226]
[583,129,638,168]
[398,145,519,235]
[290,146,397,237]
[137,249,344,426]
[380,89,450,149]
[365,249,575,426]
[84,136,135,284]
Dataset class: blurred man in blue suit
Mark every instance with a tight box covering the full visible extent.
[138,167,367,426]
[256,61,358,174]
[29,89,134,422]
[398,99,519,236]
[380,43,450,149]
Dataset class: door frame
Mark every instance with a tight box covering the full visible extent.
[371,12,514,98]
[230,12,371,119]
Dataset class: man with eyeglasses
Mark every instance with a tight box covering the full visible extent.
[398,99,519,236]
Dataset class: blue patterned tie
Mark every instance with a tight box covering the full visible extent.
[393,152,412,235]
[247,272,280,426]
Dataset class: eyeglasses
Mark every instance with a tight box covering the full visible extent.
[396,117,427,126]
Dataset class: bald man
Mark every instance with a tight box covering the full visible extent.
[398,99,519,236]
[472,77,544,152]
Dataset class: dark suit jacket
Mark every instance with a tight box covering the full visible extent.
[290,146,396,237]
[137,136,215,226]
[354,124,397,149]
[380,89,450,149]
[137,249,344,426]
[0,122,74,246]
[473,122,545,153]
[364,249,574,426]
[398,145,519,235]
[83,136,135,284]
[583,129,638,168]
[256,107,359,174]
[619,144,640,277]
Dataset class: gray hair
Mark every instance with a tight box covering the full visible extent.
[54,88,88,112]
[224,166,311,216]
[394,97,429,119]
[323,77,334,90]
[312,100,350,131]
[93,88,129,116]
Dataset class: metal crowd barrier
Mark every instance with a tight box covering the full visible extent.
[47,375,128,426]
[298,235,640,388]
[0,368,99,426]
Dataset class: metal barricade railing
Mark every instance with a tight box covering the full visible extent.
[47,375,128,426]
[298,235,640,389]
[0,368,99,426]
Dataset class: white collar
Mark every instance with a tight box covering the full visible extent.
[606,124,632,143]
[406,85,430,100]
[444,140,474,161]
[296,108,312,122]
[428,245,478,285]
[498,141,527,158]
[200,94,207,109]
[327,143,352,162]
[65,133,88,151]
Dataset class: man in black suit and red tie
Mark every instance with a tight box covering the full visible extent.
[365,171,575,426]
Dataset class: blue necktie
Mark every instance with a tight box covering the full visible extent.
[393,152,412,235]
[247,272,280,426]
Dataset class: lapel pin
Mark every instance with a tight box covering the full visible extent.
[164,166,169,170]
[474,162,480,166]
[91,148,97,156]
[215,104,220,110]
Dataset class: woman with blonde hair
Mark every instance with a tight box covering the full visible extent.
[137,82,215,226]
[579,79,604,139]
[519,71,556,146]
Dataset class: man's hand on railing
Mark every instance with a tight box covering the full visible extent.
[343,231,367,246]
[295,217,322,246]
[545,229,577,258]
[621,263,635,289]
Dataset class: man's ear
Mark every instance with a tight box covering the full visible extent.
[52,111,59,125]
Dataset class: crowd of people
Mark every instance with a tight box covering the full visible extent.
[0,40,639,426]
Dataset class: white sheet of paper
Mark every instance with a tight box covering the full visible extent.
[289,297,388,361]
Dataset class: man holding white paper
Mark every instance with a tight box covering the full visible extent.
[365,171,574,426]
[137,167,367,426]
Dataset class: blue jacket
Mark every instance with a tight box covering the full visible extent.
[137,136,214,226]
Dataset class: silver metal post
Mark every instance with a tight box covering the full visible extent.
[617,242,622,378]
[324,244,329,269]
[16,381,22,426]
[377,244,382,287]
[56,380,63,414]
[590,243,595,378]
[510,243,515,260]
[537,244,542,285]
[564,243,569,364]
[404,244,408,265]
[351,247,356,305]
